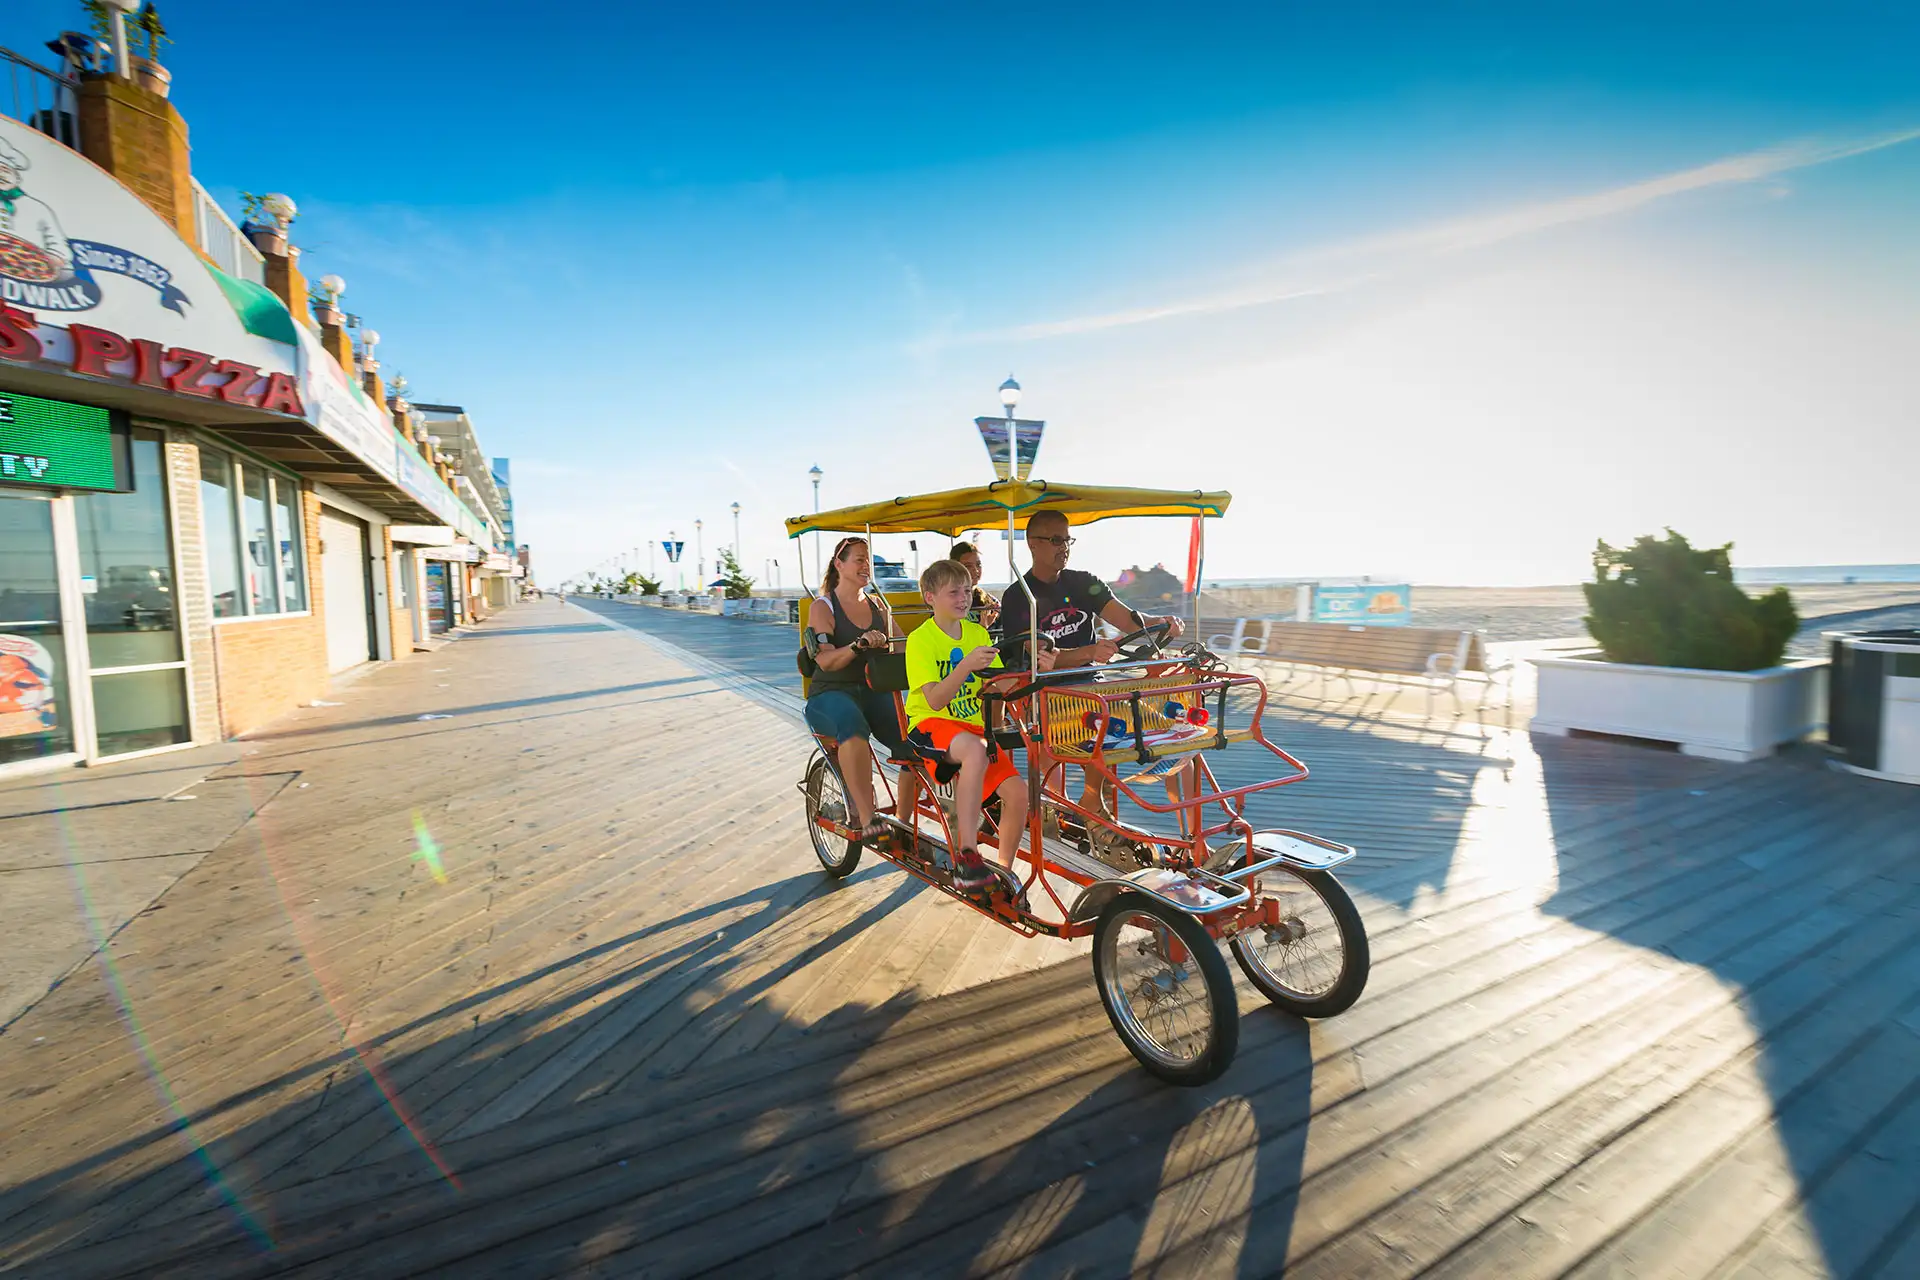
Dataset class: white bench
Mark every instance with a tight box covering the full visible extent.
[1238,621,1514,714]
[1206,618,1273,658]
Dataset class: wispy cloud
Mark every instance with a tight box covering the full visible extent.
[942,125,1920,347]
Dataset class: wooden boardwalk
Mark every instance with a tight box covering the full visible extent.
[0,600,1915,1278]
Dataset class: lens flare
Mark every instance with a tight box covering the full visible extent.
[47,796,275,1250]
[411,812,448,885]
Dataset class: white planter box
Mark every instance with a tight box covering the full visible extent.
[1530,652,1826,762]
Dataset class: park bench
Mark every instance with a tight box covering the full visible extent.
[1206,618,1273,657]
[1239,620,1513,714]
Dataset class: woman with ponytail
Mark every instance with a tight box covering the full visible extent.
[803,536,904,844]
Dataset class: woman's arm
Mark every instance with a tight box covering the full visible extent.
[808,598,867,671]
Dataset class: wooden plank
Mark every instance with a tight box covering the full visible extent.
[760,853,1920,1279]
[970,877,1920,1280]
[1411,917,1920,1280]
[1560,1018,1920,1280]
[26,767,1858,1274]
[0,637,825,1251]
[295,817,1904,1274]
[1711,1050,1920,1280]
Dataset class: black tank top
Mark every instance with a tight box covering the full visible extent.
[809,590,882,694]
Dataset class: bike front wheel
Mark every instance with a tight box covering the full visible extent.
[1092,893,1238,1086]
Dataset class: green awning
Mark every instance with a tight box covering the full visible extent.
[207,263,299,346]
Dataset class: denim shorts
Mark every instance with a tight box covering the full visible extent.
[804,688,906,756]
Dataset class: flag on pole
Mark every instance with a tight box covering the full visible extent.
[1184,517,1203,594]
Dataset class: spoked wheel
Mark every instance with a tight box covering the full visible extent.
[1092,893,1238,1086]
[803,754,862,878]
[1230,865,1369,1017]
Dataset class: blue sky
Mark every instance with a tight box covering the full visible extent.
[9,2,1918,584]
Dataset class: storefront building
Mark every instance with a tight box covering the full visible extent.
[0,53,499,778]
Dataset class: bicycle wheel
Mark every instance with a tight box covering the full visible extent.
[803,754,861,878]
[1230,865,1369,1017]
[1093,893,1238,1086]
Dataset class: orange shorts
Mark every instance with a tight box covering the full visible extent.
[907,717,1018,803]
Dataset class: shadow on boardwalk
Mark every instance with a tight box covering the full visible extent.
[1532,740,1920,1280]
[10,601,1919,1278]
[0,864,1318,1278]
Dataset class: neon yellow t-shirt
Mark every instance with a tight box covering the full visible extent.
[903,617,1002,730]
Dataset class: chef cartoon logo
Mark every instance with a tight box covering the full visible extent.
[0,135,189,315]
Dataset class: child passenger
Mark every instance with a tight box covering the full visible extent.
[904,559,1053,892]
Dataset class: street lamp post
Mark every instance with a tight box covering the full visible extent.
[730,501,741,565]
[999,375,1038,673]
[668,528,678,592]
[808,464,823,589]
[999,374,1021,480]
[695,519,704,585]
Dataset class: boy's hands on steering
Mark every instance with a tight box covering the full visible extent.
[1034,646,1058,672]
[1088,637,1121,663]
[959,644,999,675]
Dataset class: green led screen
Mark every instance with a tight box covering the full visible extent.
[0,389,131,492]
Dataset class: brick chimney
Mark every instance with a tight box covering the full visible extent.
[76,76,195,240]
[310,278,355,375]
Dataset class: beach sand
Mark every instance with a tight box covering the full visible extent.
[1410,583,1920,649]
[1186,582,1920,652]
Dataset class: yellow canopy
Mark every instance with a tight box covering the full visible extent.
[784,479,1231,539]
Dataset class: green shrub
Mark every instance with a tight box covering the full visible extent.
[716,549,756,600]
[1583,530,1797,671]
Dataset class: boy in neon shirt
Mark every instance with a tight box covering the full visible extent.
[904,559,1052,892]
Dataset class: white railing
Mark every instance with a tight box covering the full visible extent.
[191,181,267,285]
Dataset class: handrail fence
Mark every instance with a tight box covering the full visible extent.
[2,46,80,151]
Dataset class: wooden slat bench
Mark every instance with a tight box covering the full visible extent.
[1243,620,1513,713]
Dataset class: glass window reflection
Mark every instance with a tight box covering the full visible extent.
[241,464,277,615]
[200,449,242,619]
[76,434,183,668]
[0,495,74,766]
[272,476,307,612]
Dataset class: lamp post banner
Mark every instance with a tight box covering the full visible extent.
[975,417,1044,480]
[663,540,684,563]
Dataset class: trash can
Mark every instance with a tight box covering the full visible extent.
[1827,629,1920,784]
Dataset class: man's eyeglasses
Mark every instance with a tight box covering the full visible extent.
[1031,535,1075,548]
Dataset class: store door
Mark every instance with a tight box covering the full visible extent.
[0,492,76,771]
[319,507,373,672]
[425,561,450,633]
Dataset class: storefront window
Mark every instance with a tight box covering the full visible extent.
[273,476,307,612]
[242,463,276,614]
[201,446,307,618]
[0,494,74,767]
[200,450,243,618]
[74,430,190,757]
[393,548,413,610]
[91,667,190,757]
[76,434,183,669]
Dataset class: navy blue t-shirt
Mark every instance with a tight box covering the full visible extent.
[995,569,1137,665]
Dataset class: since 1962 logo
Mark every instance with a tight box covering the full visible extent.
[0,136,190,316]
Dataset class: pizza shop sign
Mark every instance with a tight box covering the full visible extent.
[0,304,304,415]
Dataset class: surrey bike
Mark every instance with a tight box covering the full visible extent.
[787,480,1369,1085]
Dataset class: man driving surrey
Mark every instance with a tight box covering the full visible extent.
[995,509,1185,832]
[994,508,1184,671]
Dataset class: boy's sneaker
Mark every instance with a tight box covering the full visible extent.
[949,846,996,893]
